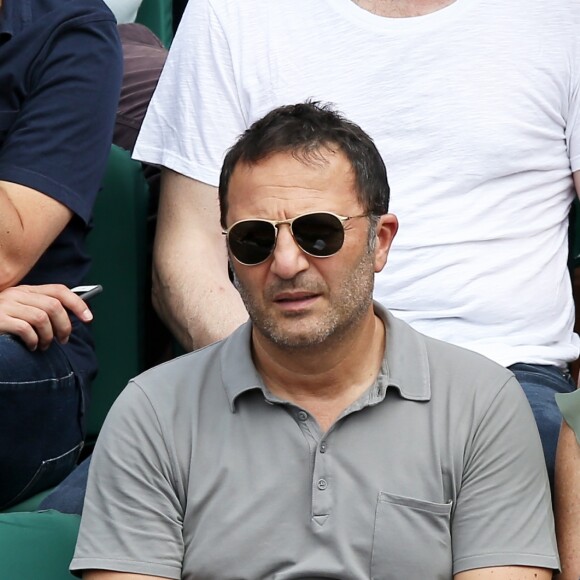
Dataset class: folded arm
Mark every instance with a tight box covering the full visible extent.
[555,420,580,580]
[455,566,552,579]
[152,169,248,351]
[0,15,121,287]
[0,181,72,289]
[84,573,170,580]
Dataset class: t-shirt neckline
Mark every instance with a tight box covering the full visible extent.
[326,0,470,32]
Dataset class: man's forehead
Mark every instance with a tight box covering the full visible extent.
[230,148,355,189]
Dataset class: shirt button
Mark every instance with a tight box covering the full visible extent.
[297,411,308,421]
[317,478,328,490]
[320,441,327,453]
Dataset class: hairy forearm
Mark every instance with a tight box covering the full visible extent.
[152,259,248,351]
[555,422,580,580]
[152,169,249,351]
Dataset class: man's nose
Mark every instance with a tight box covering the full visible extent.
[269,225,310,279]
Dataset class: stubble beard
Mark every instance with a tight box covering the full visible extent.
[232,248,376,351]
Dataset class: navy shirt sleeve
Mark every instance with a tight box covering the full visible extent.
[0,0,123,380]
[0,4,122,224]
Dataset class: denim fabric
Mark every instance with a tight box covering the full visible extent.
[39,455,91,515]
[0,335,86,509]
[509,363,575,491]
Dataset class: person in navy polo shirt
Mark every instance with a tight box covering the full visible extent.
[0,0,122,508]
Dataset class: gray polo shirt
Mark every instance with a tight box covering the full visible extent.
[71,304,558,579]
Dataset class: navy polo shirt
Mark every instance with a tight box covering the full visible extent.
[0,0,122,382]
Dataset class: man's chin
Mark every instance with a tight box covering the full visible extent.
[257,320,330,350]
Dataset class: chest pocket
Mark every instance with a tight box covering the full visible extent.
[371,492,452,580]
[0,110,19,143]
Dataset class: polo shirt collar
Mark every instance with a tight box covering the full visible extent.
[220,321,266,412]
[220,301,432,412]
[376,303,431,401]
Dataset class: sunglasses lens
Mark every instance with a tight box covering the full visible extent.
[228,220,276,265]
[293,213,345,257]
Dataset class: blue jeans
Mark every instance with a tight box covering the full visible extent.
[0,335,85,509]
[39,454,91,515]
[509,363,576,491]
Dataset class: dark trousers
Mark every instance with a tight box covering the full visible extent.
[0,336,85,509]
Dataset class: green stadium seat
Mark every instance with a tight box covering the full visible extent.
[136,0,173,48]
[84,144,151,441]
[0,510,80,579]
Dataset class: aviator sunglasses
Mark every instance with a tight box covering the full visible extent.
[223,211,369,266]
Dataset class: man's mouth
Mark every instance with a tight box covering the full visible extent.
[273,291,320,308]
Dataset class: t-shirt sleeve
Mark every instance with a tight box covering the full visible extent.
[133,0,247,187]
[566,9,580,172]
[70,381,184,579]
[0,16,122,224]
[451,376,559,574]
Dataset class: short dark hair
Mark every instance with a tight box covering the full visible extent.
[218,101,390,227]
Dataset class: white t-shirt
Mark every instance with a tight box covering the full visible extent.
[103,0,142,24]
[134,0,580,368]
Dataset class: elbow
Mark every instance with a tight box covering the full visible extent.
[0,258,28,291]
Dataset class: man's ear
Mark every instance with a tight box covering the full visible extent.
[373,213,399,273]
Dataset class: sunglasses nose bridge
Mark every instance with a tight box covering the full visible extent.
[269,223,310,278]
[272,220,298,249]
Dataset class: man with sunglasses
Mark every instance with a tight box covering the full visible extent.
[72,103,557,580]
[134,0,580,492]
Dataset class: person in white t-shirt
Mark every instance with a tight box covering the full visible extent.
[133,0,580,485]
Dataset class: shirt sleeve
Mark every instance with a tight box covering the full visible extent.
[133,0,247,187]
[0,15,122,224]
[566,7,580,172]
[451,376,559,574]
[70,381,184,579]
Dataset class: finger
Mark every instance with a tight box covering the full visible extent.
[30,295,73,348]
[0,315,40,351]
[22,284,94,323]
[0,302,53,350]
[0,289,70,348]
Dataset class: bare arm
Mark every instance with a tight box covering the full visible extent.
[555,421,580,580]
[84,572,169,580]
[152,169,248,351]
[0,181,72,289]
[83,565,553,580]
[454,566,553,579]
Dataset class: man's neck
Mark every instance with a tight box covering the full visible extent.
[352,0,456,18]
[252,309,386,432]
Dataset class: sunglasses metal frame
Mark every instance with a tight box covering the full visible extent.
[223,211,369,266]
